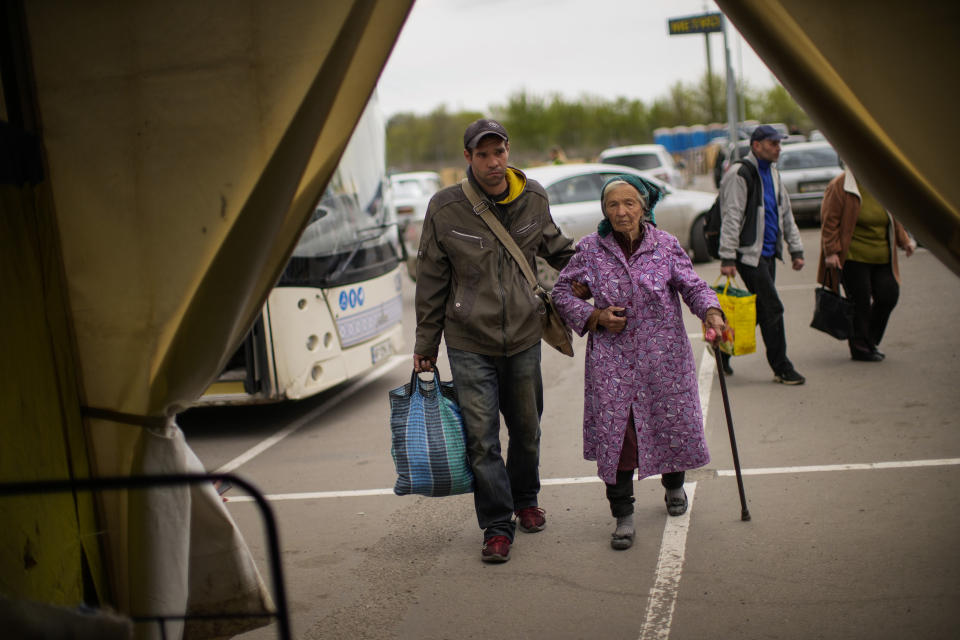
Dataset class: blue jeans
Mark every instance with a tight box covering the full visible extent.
[447,343,543,541]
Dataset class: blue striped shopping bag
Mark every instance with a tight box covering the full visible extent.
[389,368,474,497]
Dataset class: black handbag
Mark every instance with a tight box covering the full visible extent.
[810,268,854,340]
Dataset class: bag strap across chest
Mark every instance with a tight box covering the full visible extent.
[460,178,540,291]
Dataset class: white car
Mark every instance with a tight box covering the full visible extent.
[390,171,441,225]
[523,163,716,285]
[598,143,686,187]
[390,171,441,276]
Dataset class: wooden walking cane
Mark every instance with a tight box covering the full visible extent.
[706,330,751,521]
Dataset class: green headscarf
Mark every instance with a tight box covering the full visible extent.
[597,173,663,236]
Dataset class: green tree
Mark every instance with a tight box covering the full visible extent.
[755,85,813,133]
[385,79,815,173]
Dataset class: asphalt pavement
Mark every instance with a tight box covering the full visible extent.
[182,223,960,640]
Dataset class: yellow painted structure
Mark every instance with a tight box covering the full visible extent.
[1,0,414,631]
[1,0,957,634]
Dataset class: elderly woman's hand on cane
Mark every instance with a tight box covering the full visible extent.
[704,307,727,344]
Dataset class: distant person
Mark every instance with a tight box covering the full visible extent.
[413,119,575,563]
[712,143,727,189]
[549,146,567,164]
[818,167,916,361]
[551,173,727,550]
[717,124,806,384]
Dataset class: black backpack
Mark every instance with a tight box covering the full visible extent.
[703,160,760,259]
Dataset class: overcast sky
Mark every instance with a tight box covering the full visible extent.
[376,0,778,119]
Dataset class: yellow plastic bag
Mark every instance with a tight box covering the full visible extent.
[707,276,756,356]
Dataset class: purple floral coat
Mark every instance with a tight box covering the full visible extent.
[552,224,719,485]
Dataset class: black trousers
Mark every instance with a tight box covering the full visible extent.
[840,260,899,354]
[605,470,685,517]
[725,255,793,375]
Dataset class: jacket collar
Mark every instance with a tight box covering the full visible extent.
[466,166,526,205]
[841,167,860,199]
[598,222,653,261]
[747,150,781,198]
[502,167,526,204]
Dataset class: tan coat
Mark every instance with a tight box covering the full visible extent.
[817,169,912,292]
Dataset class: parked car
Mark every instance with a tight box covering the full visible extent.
[522,163,716,286]
[390,171,440,226]
[776,141,842,225]
[598,144,686,187]
[390,171,441,277]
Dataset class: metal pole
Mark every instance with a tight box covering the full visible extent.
[0,473,293,640]
[722,15,739,147]
[705,32,716,121]
[737,34,746,122]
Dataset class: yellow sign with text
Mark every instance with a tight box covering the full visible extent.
[668,13,723,36]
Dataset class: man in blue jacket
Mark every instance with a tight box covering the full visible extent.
[717,125,806,385]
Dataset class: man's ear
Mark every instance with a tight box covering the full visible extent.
[463,148,472,162]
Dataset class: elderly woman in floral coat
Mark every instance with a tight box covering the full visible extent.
[552,174,727,550]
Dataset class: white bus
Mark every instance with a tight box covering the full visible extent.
[196,98,405,405]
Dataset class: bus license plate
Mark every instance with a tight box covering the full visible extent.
[371,339,393,365]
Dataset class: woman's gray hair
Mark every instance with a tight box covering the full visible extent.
[601,179,648,208]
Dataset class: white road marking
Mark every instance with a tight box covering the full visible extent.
[225,458,960,503]
[637,346,709,640]
[716,458,960,476]
[639,482,697,640]
[541,476,605,486]
[214,353,412,473]
[216,339,957,640]
[697,344,716,430]
[237,487,397,501]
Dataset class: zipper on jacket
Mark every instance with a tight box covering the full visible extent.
[450,229,484,248]
[491,202,509,353]
[499,245,509,353]
[514,221,537,235]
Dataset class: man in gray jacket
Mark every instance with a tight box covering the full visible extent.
[718,124,806,384]
[413,119,574,563]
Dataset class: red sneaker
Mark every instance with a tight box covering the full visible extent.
[481,535,511,563]
[514,506,546,533]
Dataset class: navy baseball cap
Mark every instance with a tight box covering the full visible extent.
[750,124,788,143]
[463,118,509,149]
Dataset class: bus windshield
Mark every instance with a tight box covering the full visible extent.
[279,97,400,288]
